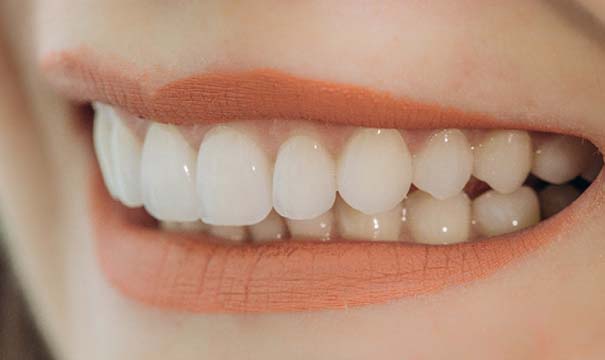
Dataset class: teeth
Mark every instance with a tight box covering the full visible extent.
[581,151,603,182]
[539,184,581,218]
[197,126,273,226]
[273,135,336,220]
[110,118,143,207]
[472,186,540,237]
[337,129,412,214]
[473,130,532,194]
[208,226,248,243]
[141,124,199,221]
[249,211,288,242]
[413,129,473,199]
[405,191,471,245]
[532,135,593,184]
[159,221,207,233]
[287,210,334,241]
[336,197,403,241]
[92,104,119,198]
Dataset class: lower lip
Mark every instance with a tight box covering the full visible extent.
[90,164,601,313]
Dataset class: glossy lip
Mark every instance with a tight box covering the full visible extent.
[44,48,605,313]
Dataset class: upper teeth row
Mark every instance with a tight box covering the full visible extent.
[93,102,600,235]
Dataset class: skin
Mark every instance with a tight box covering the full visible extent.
[1,1,605,359]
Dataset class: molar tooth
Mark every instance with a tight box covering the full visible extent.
[159,221,207,233]
[539,184,581,218]
[413,129,473,199]
[287,210,334,241]
[110,117,143,207]
[337,128,412,214]
[141,124,199,221]
[249,211,288,243]
[273,135,336,220]
[473,130,532,194]
[197,126,273,226]
[92,103,119,199]
[208,225,248,243]
[336,198,403,241]
[472,186,540,237]
[405,191,471,245]
[532,135,593,184]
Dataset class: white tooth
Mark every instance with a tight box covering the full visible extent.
[159,221,207,233]
[336,198,403,241]
[93,103,119,199]
[249,211,288,243]
[473,130,532,194]
[532,135,593,184]
[581,151,603,182]
[539,184,581,218]
[273,135,336,219]
[287,210,334,241]
[405,191,471,245]
[472,186,540,237]
[110,118,143,207]
[337,128,412,214]
[141,124,199,221]
[197,126,273,226]
[208,225,247,243]
[413,129,473,199]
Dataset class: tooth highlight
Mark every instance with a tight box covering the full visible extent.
[287,210,334,241]
[413,129,473,199]
[405,191,471,245]
[539,184,581,219]
[337,128,412,214]
[110,118,143,207]
[93,104,119,198]
[473,130,532,194]
[141,124,199,221]
[532,135,593,184]
[472,186,540,237]
[273,135,336,220]
[197,126,273,226]
[336,198,403,241]
[249,211,288,242]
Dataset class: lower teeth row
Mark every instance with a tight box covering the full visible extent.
[92,102,602,245]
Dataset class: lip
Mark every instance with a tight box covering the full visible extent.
[44,48,605,313]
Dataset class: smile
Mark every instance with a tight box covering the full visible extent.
[43,51,604,313]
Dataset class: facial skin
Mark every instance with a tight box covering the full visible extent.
[1,1,605,359]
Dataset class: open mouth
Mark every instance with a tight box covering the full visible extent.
[43,53,604,313]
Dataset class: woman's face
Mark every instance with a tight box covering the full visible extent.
[1,1,605,359]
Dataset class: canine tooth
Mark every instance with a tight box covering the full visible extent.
[141,124,199,221]
[197,126,273,226]
[413,129,473,199]
[473,130,532,194]
[287,210,334,241]
[249,211,288,242]
[93,103,119,198]
[539,184,581,218]
[338,128,412,214]
[581,152,603,182]
[405,191,471,245]
[159,221,207,233]
[336,198,403,241]
[110,118,143,207]
[208,225,247,243]
[532,135,593,184]
[473,186,540,237]
[273,135,336,220]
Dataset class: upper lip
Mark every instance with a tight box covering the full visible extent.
[41,47,605,313]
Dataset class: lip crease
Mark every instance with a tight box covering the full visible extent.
[44,48,603,313]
